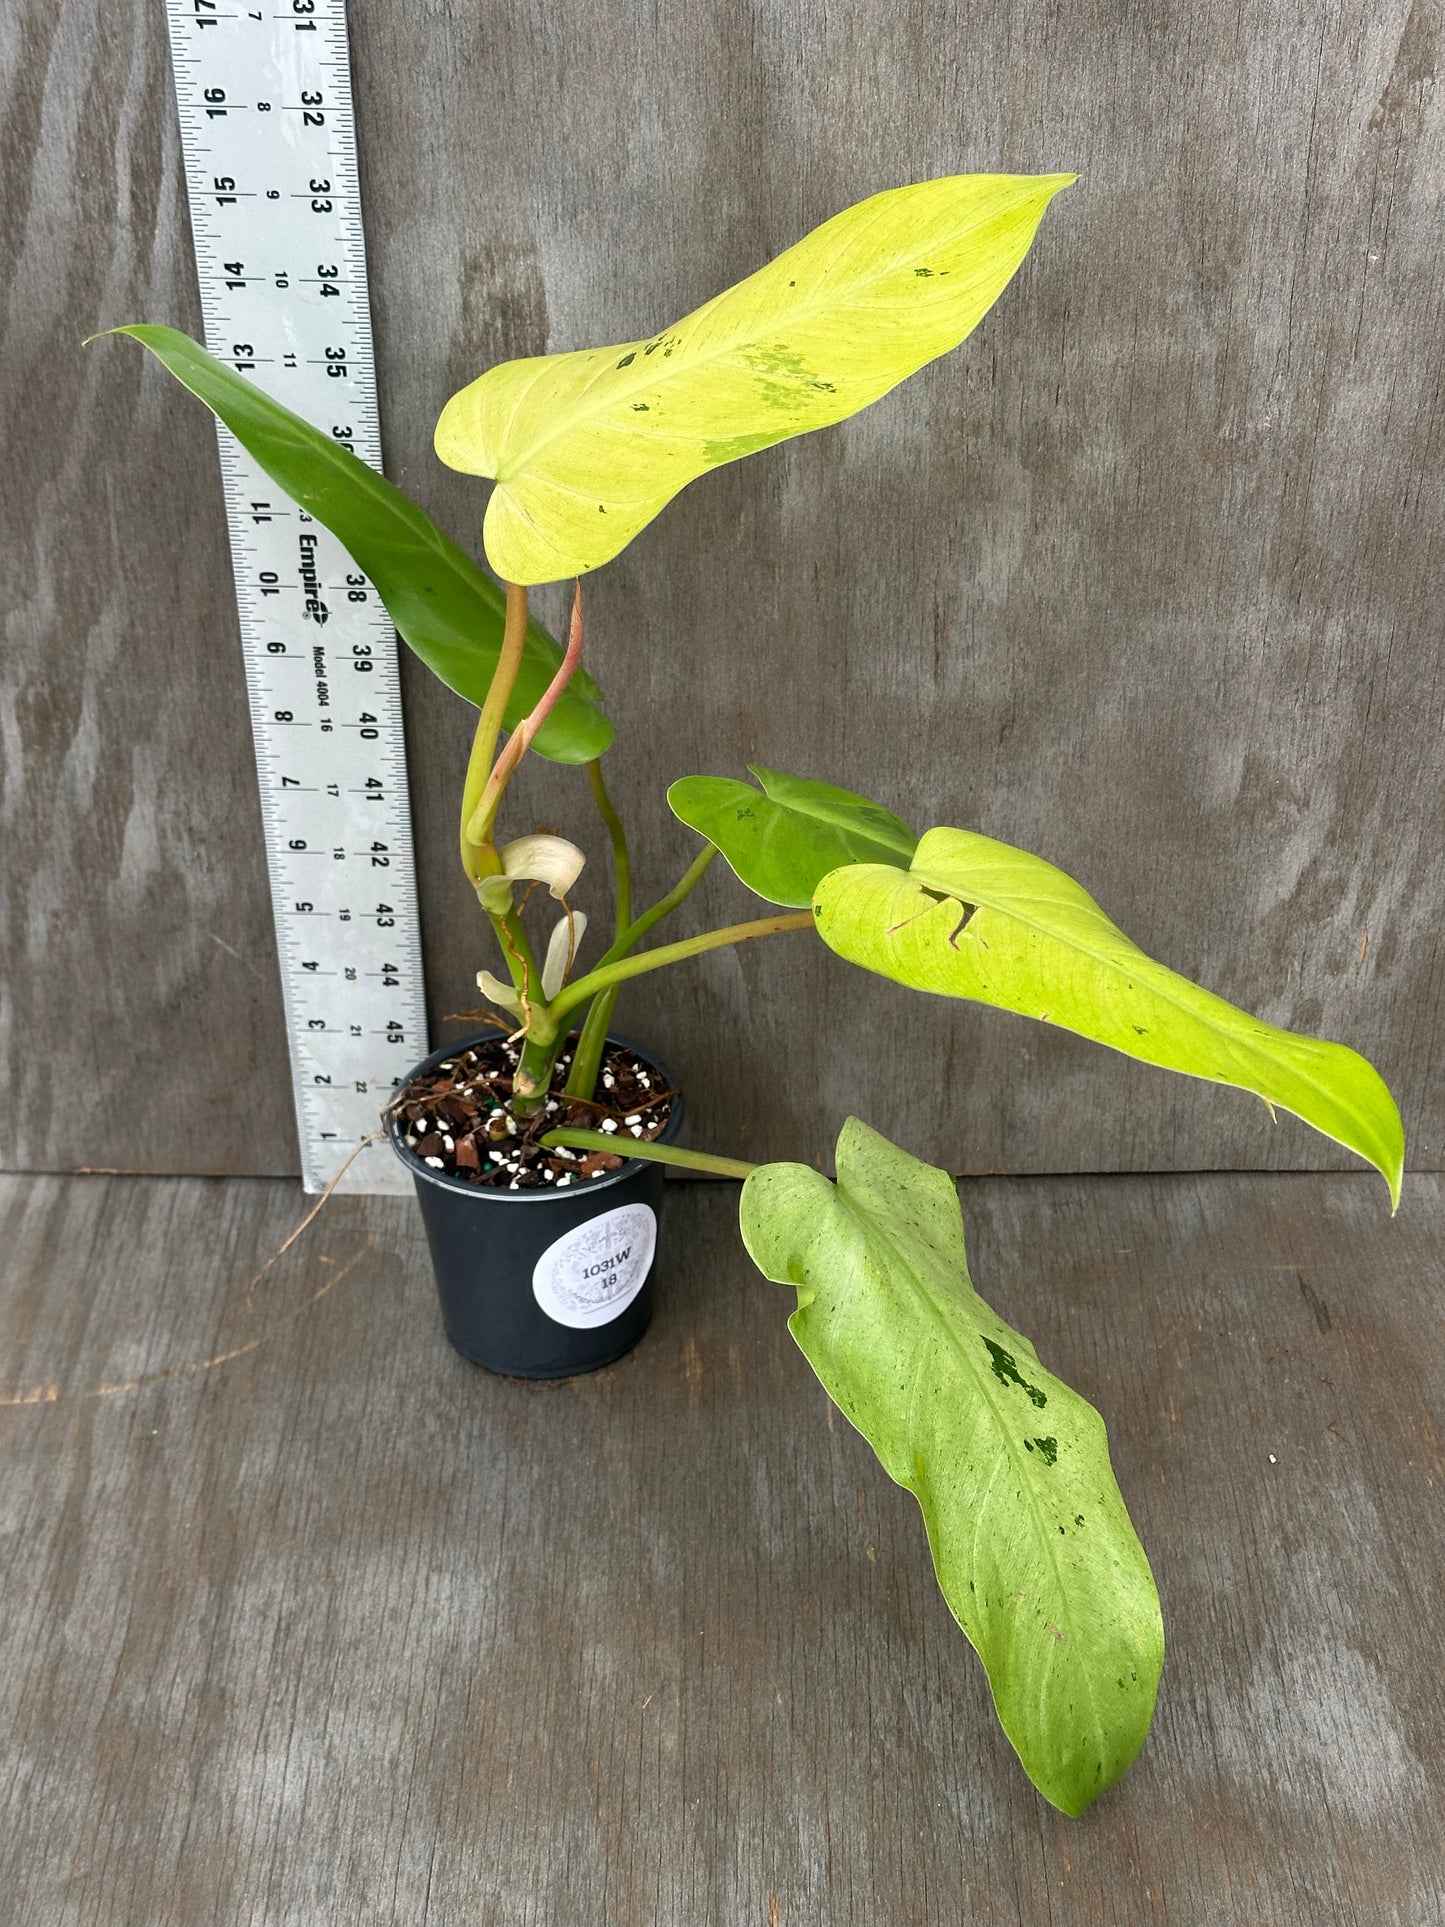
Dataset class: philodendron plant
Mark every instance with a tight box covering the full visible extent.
[113,172,1403,1815]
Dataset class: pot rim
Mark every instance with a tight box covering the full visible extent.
[385,1027,685,1203]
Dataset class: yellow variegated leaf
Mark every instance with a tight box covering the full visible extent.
[436,174,1074,584]
[741,1118,1163,1815]
[815,829,1405,1205]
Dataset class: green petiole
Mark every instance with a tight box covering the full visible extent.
[540,1128,756,1181]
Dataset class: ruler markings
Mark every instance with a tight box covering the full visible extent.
[164,0,426,1193]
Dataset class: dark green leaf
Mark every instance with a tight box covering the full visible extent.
[108,326,611,763]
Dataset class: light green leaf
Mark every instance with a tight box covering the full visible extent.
[814,828,1405,1204]
[741,1118,1163,1815]
[668,765,916,906]
[108,325,611,762]
[436,173,1074,584]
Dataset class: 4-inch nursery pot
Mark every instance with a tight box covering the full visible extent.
[387,1030,684,1379]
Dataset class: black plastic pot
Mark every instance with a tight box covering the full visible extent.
[387,1030,684,1379]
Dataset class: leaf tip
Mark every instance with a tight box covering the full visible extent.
[1362,1077,1405,1213]
[86,323,155,349]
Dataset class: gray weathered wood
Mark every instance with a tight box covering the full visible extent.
[0,0,294,1175]
[1,1169,1440,1922]
[3,0,1443,1177]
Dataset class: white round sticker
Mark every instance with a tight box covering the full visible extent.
[532,1202,658,1330]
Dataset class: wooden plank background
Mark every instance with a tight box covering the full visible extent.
[3,0,1442,1179]
[2,1168,1441,1921]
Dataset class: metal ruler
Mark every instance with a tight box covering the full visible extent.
[163,0,427,1193]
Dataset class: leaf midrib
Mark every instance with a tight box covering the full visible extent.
[891,858,1388,1156]
[749,771,916,861]
[132,329,486,595]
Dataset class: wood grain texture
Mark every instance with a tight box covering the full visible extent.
[3,0,1443,1177]
[0,0,298,1176]
[1,1169,1440,1922]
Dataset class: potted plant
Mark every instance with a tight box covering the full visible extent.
[109,171,1402,1816]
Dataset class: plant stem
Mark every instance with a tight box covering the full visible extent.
[562,844,718,1101]
[547,910,812,1026]
[512,1021,563,1111]
[490,894,542,1007]
[563,985,621,1100]
[586,758,632,941]
[467,582,586,848]
[453,582,586,1104]
[604,844,717,968]
[460,833,540,1003]
[541,1128,757,1180]
[460,582,529,883]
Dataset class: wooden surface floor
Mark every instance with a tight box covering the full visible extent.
[1,1169,1440,1925]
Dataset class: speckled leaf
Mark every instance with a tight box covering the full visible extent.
[436,173,1074,583]
[110,326,611,762]
[814,828,1405,1205]
[740,1118,1163,1815]
[667,765,916,906]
